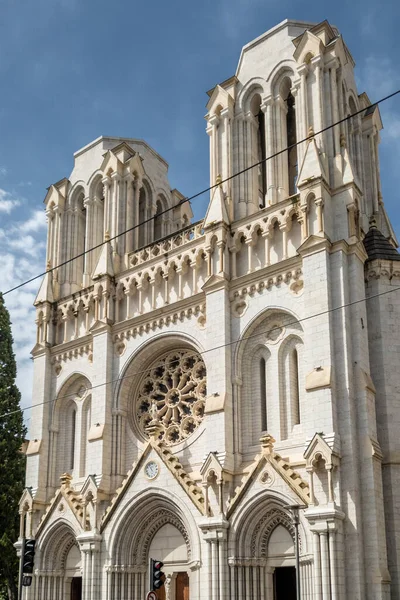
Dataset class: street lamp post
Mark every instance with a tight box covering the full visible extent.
[287,504,307,600]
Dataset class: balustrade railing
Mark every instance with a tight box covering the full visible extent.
[128,220,205,267]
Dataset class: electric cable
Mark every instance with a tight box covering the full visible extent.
[1,279,399,420]
[2,88,400,298]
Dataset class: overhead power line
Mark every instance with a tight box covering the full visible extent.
[1,280,399,421]
[3,87,400,298]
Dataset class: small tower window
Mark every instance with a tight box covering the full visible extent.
[257,109,267,207]
[286,92,298,196]
[260,357,267,431]
[154,200,163,241]
[69,408,76,472]
[251,94,267,207]
[290,347,300,425]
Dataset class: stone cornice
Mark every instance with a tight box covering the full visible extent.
[365,259,400,281]
[229,256,302,299]
[112,295,206,344]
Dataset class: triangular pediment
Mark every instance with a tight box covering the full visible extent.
[304,433,339,469]
[44,178,68,209]
[200,452,223,481]
[293,29,324,63]
[206,84,234,114]
[227,440,310,518]
[111,141,136,163]
[19,487,34,511]
[100,150,122,176]
[101,439,209,531]
[35,477,89,537]
[126,152,146,179]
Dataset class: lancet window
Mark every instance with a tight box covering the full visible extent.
[286,91,298,196]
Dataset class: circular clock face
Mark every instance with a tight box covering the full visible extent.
[144,461,159,480]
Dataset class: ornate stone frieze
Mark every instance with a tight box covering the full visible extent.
[230,267,303,301]
[113,303,206,344]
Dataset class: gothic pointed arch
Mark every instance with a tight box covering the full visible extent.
[51,374,92,484]
[230,491,307,559]
[108,489,200,568]
[38,519,80,572]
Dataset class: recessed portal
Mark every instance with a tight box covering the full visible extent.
[71,577,82,600]
[274,566,296,600]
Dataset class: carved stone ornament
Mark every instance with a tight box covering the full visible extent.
[135,349,206,445]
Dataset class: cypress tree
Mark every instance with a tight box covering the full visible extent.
[0,293,27,600]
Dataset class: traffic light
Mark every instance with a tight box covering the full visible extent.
[23,539,36,574]
[150,558,165,591]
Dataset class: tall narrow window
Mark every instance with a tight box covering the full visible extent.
[290,348,300,425]
[138,188,146,247]
[260,357,267,431]
[154,200,163,241]
[257,109,267,207]
[286,92,298,196]
[69,409,76,472]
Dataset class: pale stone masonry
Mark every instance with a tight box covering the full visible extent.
[18,18,400,600]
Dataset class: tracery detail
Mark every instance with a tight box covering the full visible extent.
[135,349,206,445]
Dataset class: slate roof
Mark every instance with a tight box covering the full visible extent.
[363,225,400,262]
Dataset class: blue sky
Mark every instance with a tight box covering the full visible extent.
[0,0,399,418]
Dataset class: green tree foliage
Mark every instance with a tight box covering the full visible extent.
[0,293,26,600]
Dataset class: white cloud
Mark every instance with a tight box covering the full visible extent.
[19,209,47,233]
[0,201,47,417]
[0,196,21,213]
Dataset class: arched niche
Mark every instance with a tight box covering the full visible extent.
[52,374,92,484]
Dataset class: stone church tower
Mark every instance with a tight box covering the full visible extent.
[18,19,400,600]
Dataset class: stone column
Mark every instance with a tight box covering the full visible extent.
[261,97,276,205]
[320,531,331,600]
[313,531,322,600]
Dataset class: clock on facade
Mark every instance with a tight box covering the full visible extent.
[144,461,159,480]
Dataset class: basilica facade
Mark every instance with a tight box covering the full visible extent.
[18,19,400,600]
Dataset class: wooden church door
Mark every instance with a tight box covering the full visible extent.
[175,572,189,600]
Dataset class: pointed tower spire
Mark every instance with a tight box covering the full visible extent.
[92,232,115,280]
[203,175,230,228]
[296,128,328,187]
[34,261,54,305]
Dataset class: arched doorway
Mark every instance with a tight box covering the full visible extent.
[65,544,82,600]
[149,523,190,600]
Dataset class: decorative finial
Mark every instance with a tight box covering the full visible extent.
[104,230,110,241]
[215,174,222,187]
[340,133,347,148]
[308,126,315,138]
[46,260,51,272]
[60,473,72,488]
[260,433,276,455]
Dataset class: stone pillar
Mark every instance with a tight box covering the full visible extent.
[261,97,276,205]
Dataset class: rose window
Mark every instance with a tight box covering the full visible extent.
[135,349,207,445]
